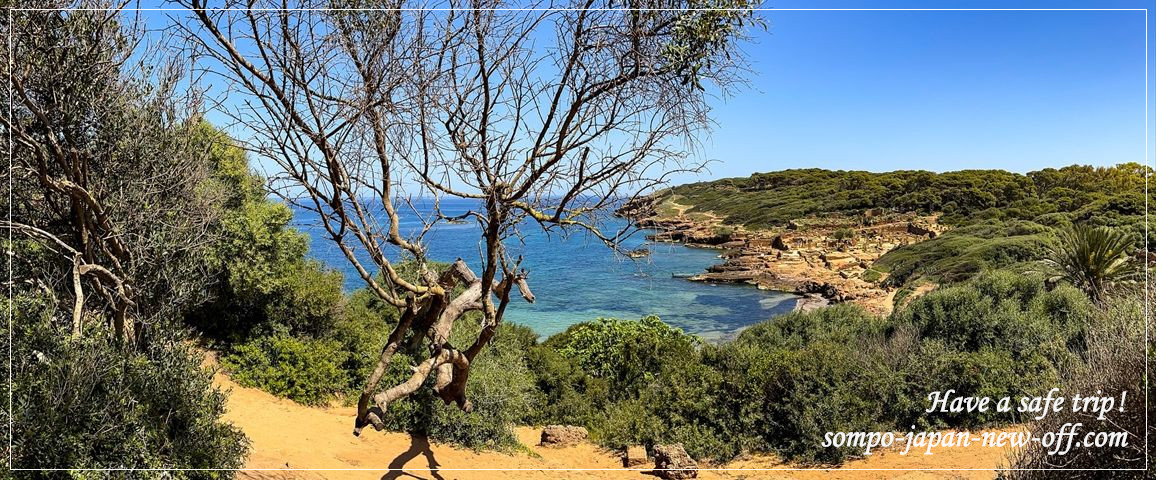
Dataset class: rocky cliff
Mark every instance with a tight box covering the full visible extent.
[619,196,946,315]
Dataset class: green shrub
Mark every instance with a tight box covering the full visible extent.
[891,271,1090,427]
[709,305,896,463]
[568,272,1095,465]
[752,342,893,463]
[632,356,739,461]
[524,344,611,426]
[8,294,249,474]
[187,125,346,344]
[1000,287,1150,478]
[532,316,725,458]
[375,320,539,451]
[593,398,667,451]
[263,260,346,338]
[330,289,396,397]
[223,335,348,406]
[546,315,700,398]
[860,268,883,283]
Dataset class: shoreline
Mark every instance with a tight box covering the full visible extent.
[620,199,946,316]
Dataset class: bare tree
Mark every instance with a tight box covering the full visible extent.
[177,0,756,435]
[3,2,219,343]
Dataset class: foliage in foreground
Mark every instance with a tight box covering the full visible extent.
[999,287,1151,479]
[223,335,349,407]
[375,321,541,451]
[6,294,249,475]
[5,5,254,475]
[220,280,540,451]
[526,271,1093,464]
[224,268,1103,464]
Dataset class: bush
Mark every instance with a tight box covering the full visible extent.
[892,271,1089,427]
[330,289,396,396]
[376,321,539,451]
[708,306,896,463]
[600,356,736,461]
[529,316,727,458]
[524,344,611,427]
[222,335,348,406]
[545,315,700,398]
[999,287,1150,478]
[594,398,667,451]
[8,294,249,474]
[187,126,346,344]
[561,272,1096,465]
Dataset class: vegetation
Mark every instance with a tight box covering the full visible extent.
[1043,224,1139,303]
[654,165,1149,290]
[519,272,1094,463]
[1000,285,1151,478]
[376,321,541,451]
[6,295,250,474]
[4,5,251,473]
[215,254,1131,466]
[875,220,1052,287]
[660,165,1148,232]
[223,335,350,406]
[186,125,347,343]
[4,2,1145,475]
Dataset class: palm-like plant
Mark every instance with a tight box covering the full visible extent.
[1044,224,1139,303]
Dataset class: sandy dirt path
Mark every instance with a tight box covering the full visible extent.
[210,359,1015,480]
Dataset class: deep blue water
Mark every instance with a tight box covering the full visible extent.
[292,198,796,340]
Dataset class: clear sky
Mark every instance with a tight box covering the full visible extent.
[692,0,1153,182]
[133,1,1154,182]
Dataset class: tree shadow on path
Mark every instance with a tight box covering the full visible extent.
[381,435,444,480]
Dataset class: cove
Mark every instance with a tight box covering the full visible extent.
[291,198,797,341]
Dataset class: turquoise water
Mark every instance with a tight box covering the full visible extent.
[292,199,796,340]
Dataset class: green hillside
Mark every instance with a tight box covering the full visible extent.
[650,163,1150,287]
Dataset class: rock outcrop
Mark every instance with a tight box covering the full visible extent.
[539,425,588,447]
[636,207,946,315]
[653,444,697,479]
[624,445,649,467]
[643,217,734,247]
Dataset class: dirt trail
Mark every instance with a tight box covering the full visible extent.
[210,360,1014,480]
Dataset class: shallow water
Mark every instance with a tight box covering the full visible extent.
[292,198,796,340]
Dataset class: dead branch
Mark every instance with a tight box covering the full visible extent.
[177,0,755,435]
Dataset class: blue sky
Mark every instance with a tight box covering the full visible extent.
[132,1,1154,182]
[692,1,1152,182]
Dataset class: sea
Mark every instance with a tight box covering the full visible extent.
[292,198,797,341]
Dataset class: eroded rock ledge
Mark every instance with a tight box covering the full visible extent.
[620,197,945,315]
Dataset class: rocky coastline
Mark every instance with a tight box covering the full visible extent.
[619,197,946,315]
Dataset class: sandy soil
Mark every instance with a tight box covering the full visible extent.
[210,358,1015,480]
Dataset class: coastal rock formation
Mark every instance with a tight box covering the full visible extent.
[643,218,735,246]
[637,206,945,315]
[653,444,697,479]
[539,425,588,447]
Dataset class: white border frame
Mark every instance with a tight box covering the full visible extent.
[4,3,1151,476]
